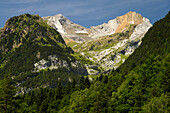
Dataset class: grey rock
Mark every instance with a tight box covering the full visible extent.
[33,55,88,75]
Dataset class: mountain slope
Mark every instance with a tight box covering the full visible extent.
[0,14,91,89]
[118,11,170,75]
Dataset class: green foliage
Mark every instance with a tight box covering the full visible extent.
[66,40,79,48]
[59,81,108,113]
[142,94,170,113]
[16,69,80,88]
[0,71,16,113]
[71,53,93,65]
[79,76,91,90]
[8,77,93,113]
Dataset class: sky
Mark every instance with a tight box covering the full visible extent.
[0,0,169,28]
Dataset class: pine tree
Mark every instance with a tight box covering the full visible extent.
[65,82,71,94]
[84,77,90,88]
[39,99,49,113]
[0,72,16,113]
[55,80,63,100]
[102,76,108,84]
[70,78,76,91]
[99,74,103,81]
[79,76,85,90]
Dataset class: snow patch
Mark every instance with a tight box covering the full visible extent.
[75,30,88,34]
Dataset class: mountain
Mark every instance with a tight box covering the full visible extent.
[0,14,97,90]
[89,11,148,38]
[3,12,169,113]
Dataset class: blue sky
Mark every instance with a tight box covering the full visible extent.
[0,0,169,28]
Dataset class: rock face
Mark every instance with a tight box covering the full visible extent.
[89,11,148,38]
[89,18,119,38]
[43,14,91,43]
[33,55,88,75]
[129,18,151,41]
[115,11,144,33]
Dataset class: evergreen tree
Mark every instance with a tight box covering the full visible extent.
[79,76,85,90]
[55,80,63,100]
[0,72,16,113]
[39,99,49,113]
[99,74,103,81]
[102,76,108,84]
[70,78,76,90]
[65,82,71,94]
[84,77,90,88]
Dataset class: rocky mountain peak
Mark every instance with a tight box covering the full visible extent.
[117,11,143,23]
[3,14,40,34]
[56,14,64,17]
[43,14,75,35]
[0,14,66,54]
[115,11,144,33]
[54,14,73,25]
[43,11,151,42]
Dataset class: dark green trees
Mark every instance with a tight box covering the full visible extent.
[0,72,16,113]
[79,76,90,90]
